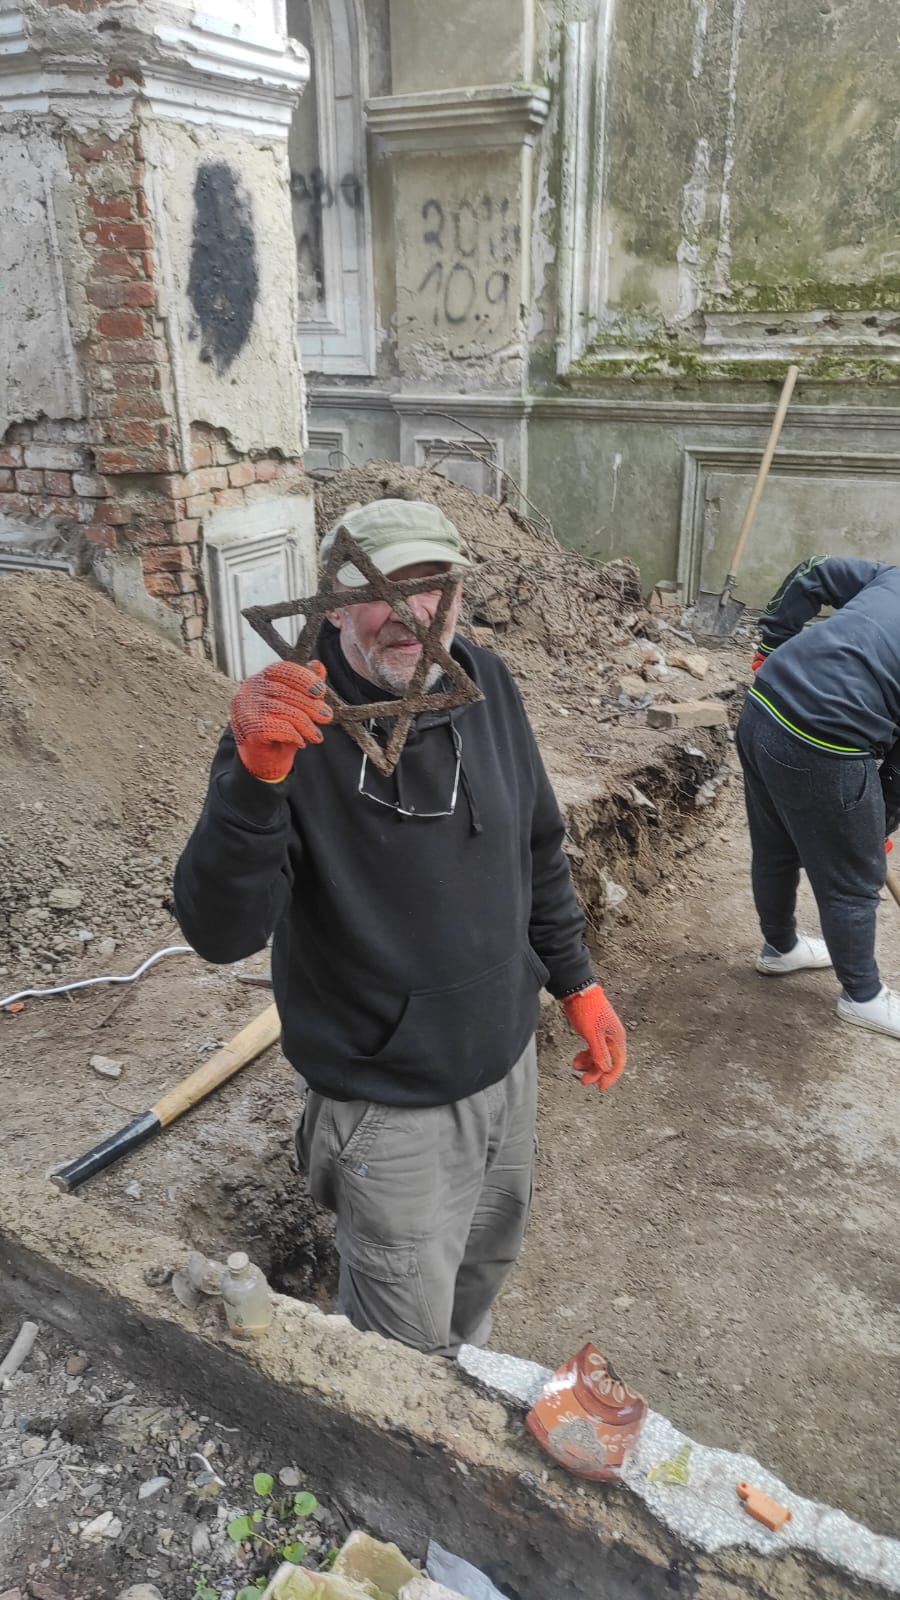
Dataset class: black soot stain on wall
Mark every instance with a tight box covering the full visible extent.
[188,162,259,375]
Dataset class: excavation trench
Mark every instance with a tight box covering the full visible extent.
[2,542,897,1594]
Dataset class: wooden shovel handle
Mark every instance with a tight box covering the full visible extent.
[726,364,800,582]
[153,1003,281,1125]
[885,866,900,910]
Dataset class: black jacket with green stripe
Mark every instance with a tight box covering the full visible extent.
[750,556,900,827]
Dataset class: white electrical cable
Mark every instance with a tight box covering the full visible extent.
[0,944,193,1011]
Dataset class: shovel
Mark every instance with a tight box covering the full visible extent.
[694,363,799,638]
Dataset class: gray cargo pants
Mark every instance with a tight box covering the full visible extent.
[296,1039,537,1356]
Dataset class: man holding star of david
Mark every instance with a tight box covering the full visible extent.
[174,498,626,1355]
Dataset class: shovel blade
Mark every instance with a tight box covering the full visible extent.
[693,588,746,639]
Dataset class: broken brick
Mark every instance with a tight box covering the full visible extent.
[647,700,727,730]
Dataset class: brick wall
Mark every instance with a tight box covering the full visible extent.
[0,124,308,661]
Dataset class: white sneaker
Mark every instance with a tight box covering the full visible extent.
[755,935,832,976]
[837,985,900,1039]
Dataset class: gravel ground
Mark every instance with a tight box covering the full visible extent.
[0,1315,351,1600]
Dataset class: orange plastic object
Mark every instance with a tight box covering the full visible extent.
[526,1344,648,1482]
[737,1481,792,1532]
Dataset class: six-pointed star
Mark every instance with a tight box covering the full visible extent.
[242,526,483,776]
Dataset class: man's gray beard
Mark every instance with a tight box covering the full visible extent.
[373,658,445,695]
[341,612,452,696]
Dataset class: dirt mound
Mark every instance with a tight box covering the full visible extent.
[0,572,231,985]
[314,461,642,677]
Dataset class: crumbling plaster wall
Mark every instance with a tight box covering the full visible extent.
[601,0,900,326]
[0,0,313,663]
[147,119,304,458]
[391,151,529,393]
[0,122,84,435]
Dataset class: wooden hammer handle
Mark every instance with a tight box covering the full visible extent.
[153,1004,281,1124]
[50,1003,281,1194]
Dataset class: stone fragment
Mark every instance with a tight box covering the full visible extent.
[138,1475,171,1500]
[80,1510,121,1541]
[647,700,727,730]
[618,674,649,701]
[190,1524,212,1558]
[671,650,709,679]
[278,1465,301,1487]
[66,1354,88,1375]
[333,1530,419,1593]
[48,885,83,911]
[116,1588,165,1600]
[90,1055,123,1079]
[400,1582,466,1600]
[125,1181,143,1200]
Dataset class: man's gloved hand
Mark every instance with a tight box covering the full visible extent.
[230,660,332,782]
[751,649,766,672]
[561,984,627,1091]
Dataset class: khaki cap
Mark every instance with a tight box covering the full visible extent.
[320,499,471,588]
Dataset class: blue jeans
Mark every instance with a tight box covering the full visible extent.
[736,696,885,1002]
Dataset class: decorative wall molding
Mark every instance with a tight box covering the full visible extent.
[307,387,534,421]
[677,444,900,601]
[203,495,316,679]
[413,432,503,498]
[305,425,350,472]
[0,12,308,135]
[367,84,551,153]
[556,20,595,373]
[307,384,900,435]
[288,0,376,375]
[390,392,533,421]
[529,395,900,431]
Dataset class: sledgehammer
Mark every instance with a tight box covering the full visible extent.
[49,1004,280,1194]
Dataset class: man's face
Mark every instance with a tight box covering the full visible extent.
[327,562,462,695]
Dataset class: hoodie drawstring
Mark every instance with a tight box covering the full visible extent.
[460,760,483,836]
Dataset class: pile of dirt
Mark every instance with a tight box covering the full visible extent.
[313,464,740,785]
[0,572,231,986]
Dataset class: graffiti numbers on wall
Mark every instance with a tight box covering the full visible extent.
[415,196,518,327]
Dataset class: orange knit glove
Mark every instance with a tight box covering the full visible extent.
[751,649,766,672]
[230,660,332,782]
[561,984,627,1091]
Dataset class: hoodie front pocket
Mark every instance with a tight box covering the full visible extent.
[349,948,543,1076]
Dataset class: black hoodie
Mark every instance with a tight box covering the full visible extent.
[173,628,592,1106]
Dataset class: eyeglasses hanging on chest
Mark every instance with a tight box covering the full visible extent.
[357,722,463,818]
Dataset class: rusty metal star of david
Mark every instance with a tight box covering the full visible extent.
[242,525,483,776]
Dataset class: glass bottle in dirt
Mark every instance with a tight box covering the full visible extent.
[222,1251,273,1338]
